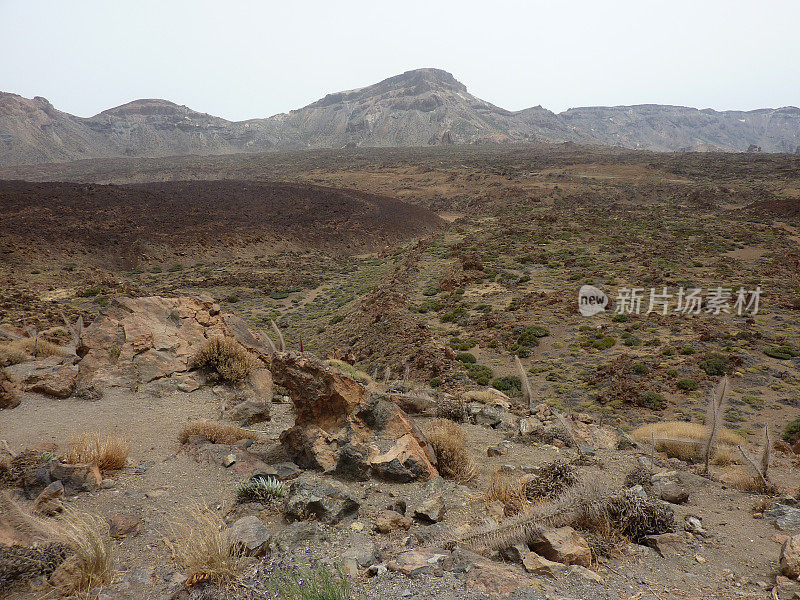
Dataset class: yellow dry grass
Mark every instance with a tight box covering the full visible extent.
[179,419,260,445]
[0,338,70,366]
[56,509,114,593]
[190,336,256,384]
[324,359,373,385]
[424,418,477,484]
[483,470,529,516]
[171,504,242,584]
[631,421,743,462]
[63,432,130,471]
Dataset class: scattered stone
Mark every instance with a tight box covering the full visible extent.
[781,535,800,578]
[374,510,412,533]
[48,462,102,494]
[134,460,155,474]
[32,481,64,516]
[413,495,445,524]
[387,549,451,577]
[228,515,271,557]
[224,399,270,426]
[500,543,530,564]
[766,504,800,531]
[531,527,591,567]
[223,453,237,468]
[369,434,437,483]
[473,405,504,427]
[100,478,116,489]
[108,514,141,539]
[567,564,604,583]
[487,444,507,457]
[644,532,684,557]
[284,479,360,524]
[684,516,706,535]
[652,471,689,504]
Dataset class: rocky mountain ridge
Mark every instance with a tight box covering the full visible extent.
[2,67,799,164]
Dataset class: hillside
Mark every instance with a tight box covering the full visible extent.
[1,68,800,164]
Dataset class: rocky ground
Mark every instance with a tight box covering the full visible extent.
[1,145,799,600]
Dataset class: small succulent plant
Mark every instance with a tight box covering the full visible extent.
[236,476,286,503]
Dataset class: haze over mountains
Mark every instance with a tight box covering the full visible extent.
[1,68,799,165]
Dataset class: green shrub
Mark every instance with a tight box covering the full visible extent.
[262,555,350,600]
[666,369,679,378]
[641,391,666,410]
[700,353,729,376]
[592,336,616,350]
[429,377,442,388]
[677,378,698,391]
[783,418,800,443]
[456,352,477,364]
[491,376,522,393]
[449,337,477,351]
[765,345,800,360]
[466,364,493,386]
[662,347,675,356]
[632,363,649,375]
[679,346,696,355]
[612,313,629,323]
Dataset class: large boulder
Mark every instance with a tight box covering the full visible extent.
[531,527,592,567]
[77,295,272,390]
[271,352,437,481]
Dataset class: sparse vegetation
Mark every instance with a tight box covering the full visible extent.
[190,336,256,384]
[55,509,114,593]
[63,432,130,471]
[179,419,260,445]
[236,476,286,503]
[424,419,477,483]
[172,505,242,585]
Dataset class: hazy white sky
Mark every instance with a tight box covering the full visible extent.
[2,0,798,120]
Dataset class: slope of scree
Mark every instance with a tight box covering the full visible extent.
[0,179,445,266]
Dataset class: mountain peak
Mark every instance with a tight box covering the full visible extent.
[303,68,467,110]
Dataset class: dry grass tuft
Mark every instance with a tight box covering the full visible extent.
[483,470,530,516]
[179,419,260,445]
[324,359,373,385]
[424,419,477,483]
[172,505,242,584]
[524,460,578,501]
[63,432,130,471]
[435,394,467,422]
[631,421,742,462]
[190,337,256,384]
[55,509,114,593]
[0,338,68,367]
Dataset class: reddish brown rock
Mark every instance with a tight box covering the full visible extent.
[374,510,412,533]
[23,366,77,398]
[271,352,437,481]
[0,369,20,408]
[32,481,64,516]
[108,514,141,539]
[531,526,591,567]
[77,295,272,389]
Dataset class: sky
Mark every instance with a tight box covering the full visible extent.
[1,0,798,121]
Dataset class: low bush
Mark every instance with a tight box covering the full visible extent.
[190,337,256,384]
[179,419,260,445]
[424,419,477,483]
[63,432,129,471]
[491,375,521,393]
[466,364,493,385]
[677,378,698,391]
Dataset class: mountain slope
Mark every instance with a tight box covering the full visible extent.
[1,68,799,164]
